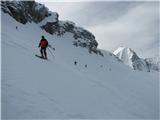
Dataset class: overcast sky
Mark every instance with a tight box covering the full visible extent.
[36,0,159,58]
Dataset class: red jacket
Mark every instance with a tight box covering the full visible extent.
[39,39,48,48]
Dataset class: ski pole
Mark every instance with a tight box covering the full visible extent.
[48,44,55,51]
[48,47,54,58]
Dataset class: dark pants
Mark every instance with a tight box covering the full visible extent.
[40,47,47,58]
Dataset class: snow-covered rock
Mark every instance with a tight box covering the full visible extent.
[145,57,160,72]
[114,47,159,72]
[1,1,102,56]
[41,20,101,55]
[1,1,59,24]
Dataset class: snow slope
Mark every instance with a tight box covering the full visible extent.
[1,11,159,119]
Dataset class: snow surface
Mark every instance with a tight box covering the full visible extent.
[1,12,159,119]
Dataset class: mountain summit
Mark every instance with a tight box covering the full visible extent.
[114,47,159,72]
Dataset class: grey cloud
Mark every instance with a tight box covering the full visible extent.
[70,2,144,27]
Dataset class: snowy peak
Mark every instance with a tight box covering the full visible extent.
[114,47,160,72]
[113,47,139,68]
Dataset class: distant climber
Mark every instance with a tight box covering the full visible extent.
[85,64,87,68]
[38,36,48,59]
[74,61,77,65]
[16,26,18,29]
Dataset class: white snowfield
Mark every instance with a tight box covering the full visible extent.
[1,12,159,119]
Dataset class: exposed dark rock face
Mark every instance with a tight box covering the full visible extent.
[1,1,59,24]
[130,50,147,71]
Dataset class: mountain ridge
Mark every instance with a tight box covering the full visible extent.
[114,46,160,72]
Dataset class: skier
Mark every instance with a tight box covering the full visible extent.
[38,36,48,59]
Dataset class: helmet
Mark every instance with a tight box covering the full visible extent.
[41,36,45,39]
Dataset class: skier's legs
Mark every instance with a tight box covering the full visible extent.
[40,48,44,58]
[44,47,47,59]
